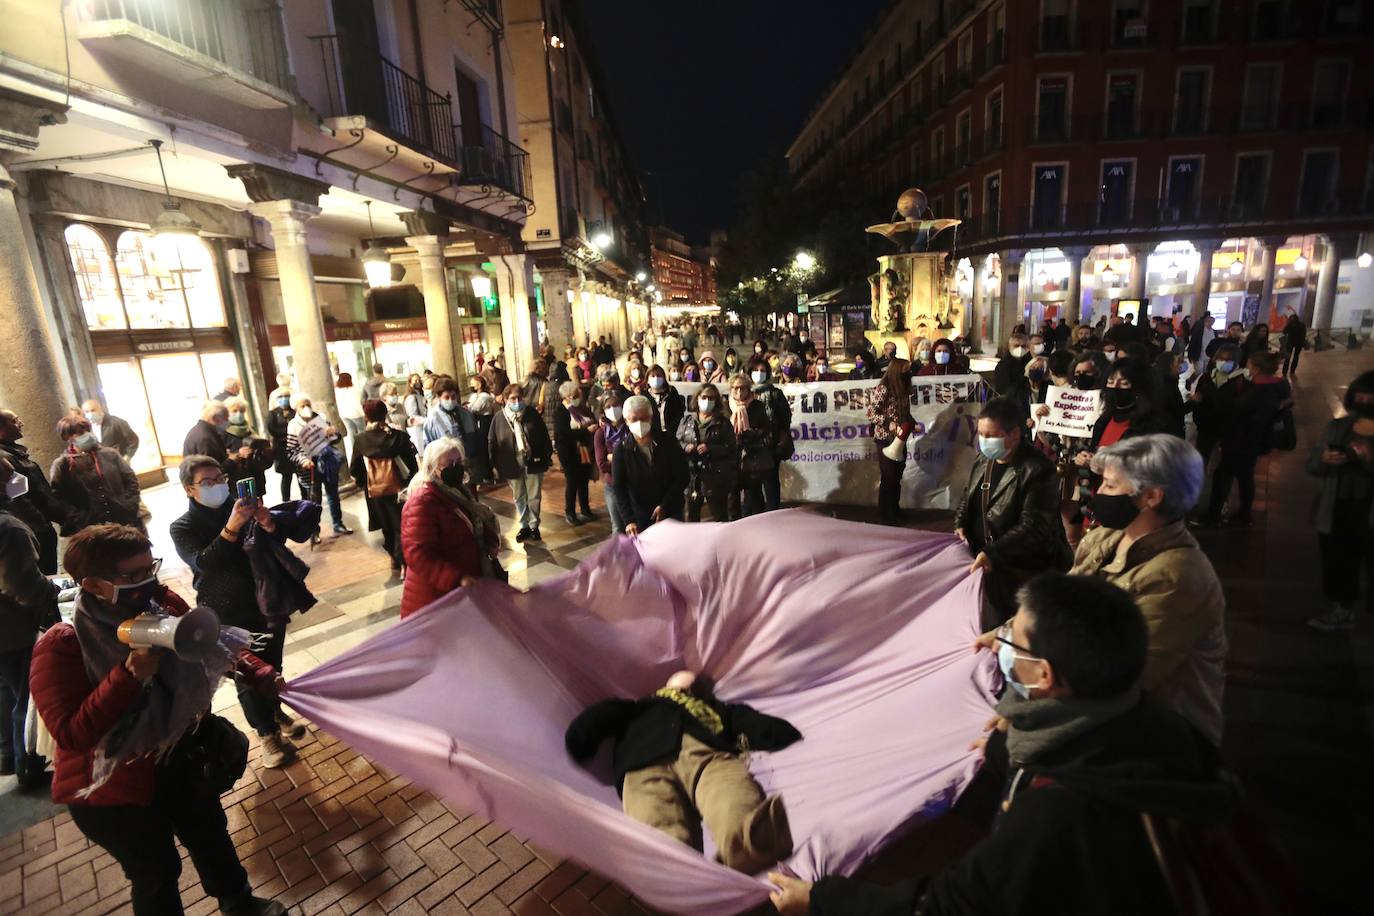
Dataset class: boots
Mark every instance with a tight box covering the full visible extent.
[275,710,307,741]
[258,733,296,769]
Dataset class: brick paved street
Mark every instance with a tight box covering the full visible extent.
[1,346,1370,913]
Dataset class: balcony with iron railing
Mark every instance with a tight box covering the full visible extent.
[455,124,531,200]
[75,0,294,109]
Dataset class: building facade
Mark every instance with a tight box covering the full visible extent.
[650,226,718,308]
[0,0,537,477]
[787,0,1374,351]
[507,0,651,355]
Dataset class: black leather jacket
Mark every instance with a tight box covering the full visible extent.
[953,443,1072,571]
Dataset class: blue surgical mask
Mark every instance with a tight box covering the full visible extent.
[1217,360,1236,374]
[276,397,291,408]
[507,400,524,413]
[998,640,1032,699]
[751,370,768,385]
[978,435,1009,461]
[935,351,952,365]
[649,376,666,390]
[195,482,231,509]
[73,432,99,451]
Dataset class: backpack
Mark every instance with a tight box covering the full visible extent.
[365,455,403,497]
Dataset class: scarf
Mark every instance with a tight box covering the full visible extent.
[996,686,1141,766]
[226,421,253,442]
[1211,366,1243,386]
[433,481,501,576]
[568,404,594,428]
[655,687,724,736]
[508,410,529,455]
[71,590,254,796]
[730,396,752,435]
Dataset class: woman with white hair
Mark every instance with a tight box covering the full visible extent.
[1069,433,1226,746]
[399,438,501,618]
[286,396,350,536]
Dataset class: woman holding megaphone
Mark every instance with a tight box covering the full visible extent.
[29,523,286,916]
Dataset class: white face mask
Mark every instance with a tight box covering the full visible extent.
[751,370,768,384]
[628,419,651,439]
[299,407,314,419]
[1010,346,1027,358]
[1032,343,1045,355]
[606,406,622,423]
[698,398,715,413]
[385,395,400,406]
[1104,351,1118,363]
[195,482,231,509]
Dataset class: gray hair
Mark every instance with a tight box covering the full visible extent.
[201,399,228,422]
[559,380,581,401]
[410,437,465,498]
[624,395,653,419]
[178,454,222,487]
[1091,433,1202,521]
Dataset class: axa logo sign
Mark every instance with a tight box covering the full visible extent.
[1039,168,1060,180]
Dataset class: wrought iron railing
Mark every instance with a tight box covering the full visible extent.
[310,34,457,165]
[84,0,293,94]
[455,124,531,199]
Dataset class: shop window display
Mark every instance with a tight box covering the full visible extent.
[64,224,126,330]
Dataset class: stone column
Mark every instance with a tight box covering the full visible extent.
[228,164,337,427]
[969,255,988,352]
[997,250,1025,347]
[1126,242,1152,300]
[494,252,536,382]
[1312,233,1355,347]
[539,268,576,354]
[1190,239,1221,320]
[1062,246,1090,325]
[0,90,72,471]
[1257,236,1284,323]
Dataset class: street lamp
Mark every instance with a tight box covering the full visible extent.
[360,202,392,290]
[1101,265,1117,287]
[1035,267,1049,285]
[591,231,612,250]
[635,271,647,282]
[1229,256,1244,276]
[646,283,656,292]
[793,251,816,270]
[1293,253,1309,272]
[147,139,204,265]
[1360,251,1373,268]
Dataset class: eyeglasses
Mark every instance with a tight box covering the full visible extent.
[995,621,1038,658]
[195,475,227,487]
[110,557,162,585]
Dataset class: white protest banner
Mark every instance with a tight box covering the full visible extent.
[1034,385,1103,439]
[672,375,987,509]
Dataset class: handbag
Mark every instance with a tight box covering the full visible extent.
[163,713,249,795]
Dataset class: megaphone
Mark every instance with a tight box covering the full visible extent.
[117,606,222,662]
[882,434,908,462]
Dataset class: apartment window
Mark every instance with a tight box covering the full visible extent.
[1037,76,1069,141]
[1041,0,1072,51]
[1099,160,1134,225]
[930,196,944,218]
[986,90,1004,149]
[956,109,972,160]
[1240,64,1281,131]
[1173,68,1209,134]
[956,184,972,221]
[1180,0,1215,43]
[1298,149,1337,215]
[1165,156,1203,220]
[1311,60,1350,128]
[1105,73,1139,138]
[984,173,1002,231]
[1112,0,1147,47]
[1232,152,1271,216]
[1032,163,1067,228]
[910,144,922,180]
[957,30,973,75]
[932,127,946,172]
[1253,0,1284,40]
[989,5,1006,61]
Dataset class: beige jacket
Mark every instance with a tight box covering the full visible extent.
[1070,521,1226,746]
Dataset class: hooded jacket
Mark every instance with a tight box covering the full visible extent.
[809,696,1238,916]
[49,447,141,535]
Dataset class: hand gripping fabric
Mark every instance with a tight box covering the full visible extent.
[283,509,998,915]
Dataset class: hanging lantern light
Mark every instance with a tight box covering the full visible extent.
[1101,264,1118,287]
[361,201,392,289]
[147,139,203,266]
[1358,251,1372,268]
[1293,253,1309,272]
[1229,256,1245,276]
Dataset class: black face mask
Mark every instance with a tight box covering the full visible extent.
[1103,387,1136,412]
[439,465,465,489]
[1092,492,1142,529]
[1074,373,1099,390]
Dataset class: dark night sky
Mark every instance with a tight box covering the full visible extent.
[578,0,891,244]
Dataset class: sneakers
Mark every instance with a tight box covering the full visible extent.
[515,527,532,543]
[258,733,296,769]
[564,512,581,527]
[275,711,307,741]
[1307,605,1356,632]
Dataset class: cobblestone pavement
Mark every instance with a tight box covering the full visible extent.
[2,345,1370,912]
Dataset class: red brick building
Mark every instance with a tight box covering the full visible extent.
[788,0,1374,349]
[650,226,718,306]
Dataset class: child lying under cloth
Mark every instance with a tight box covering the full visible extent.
[565,670,802,874]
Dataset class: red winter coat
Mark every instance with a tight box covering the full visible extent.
[400,483,482,618]
[30,586,276,807]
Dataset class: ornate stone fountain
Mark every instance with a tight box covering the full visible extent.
[865,188,962,352]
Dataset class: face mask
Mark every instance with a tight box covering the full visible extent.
[440,399,459,412]
[628,419,651,439]
[84,411,102,424]
[670,371,682,381]
[702,360,715,372]
[680,352,690,361]
[1103,387,1136,412]
[385,395,400,406]
[649,376,666,391]
[630,369,642,381]
[726,356,737,366]
[1032,344,1045,355]
[978,435,1009,461]
[799,335,808,343]
[439,465,465,489]
[606,406,622,423]
[1029,369,1046,384]
[1177,360,1191,377]
[935,351,952,365]
[112,575,160,612]
[1104,350,1118,362]
[1216,360,1236,374]
[229,412,245,425]
[917,350,931,362]
[782,365,796,378]
[5,471,28,500]
[698,398,715,413]
[579,353,589,361]
[755,346,764,354]
[855,359,866,370]
[1010,346,1027,359]
[276,397,291,408]
[1074,373,1099,390]
[195,482,231,509]
[215,420,230,435]
[73,432,99,451]
[998,640,1033,699]
[752,370,768,385]
[1242,368,1254,380]
[299,407,314,419]
[1093,492,1142,529]
[507,400,524,414]
[816,364,828,374]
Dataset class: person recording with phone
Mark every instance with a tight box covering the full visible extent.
[169,456,310,768]
[30,523,286,916]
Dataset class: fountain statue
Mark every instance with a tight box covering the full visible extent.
[865,189,962,349]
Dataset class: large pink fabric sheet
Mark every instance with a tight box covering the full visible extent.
[283,510,997,915]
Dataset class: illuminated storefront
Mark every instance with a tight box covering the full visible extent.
[63,222,242,474]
